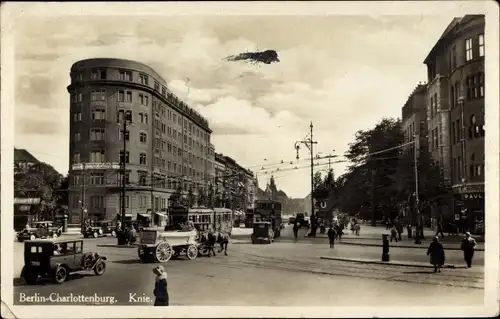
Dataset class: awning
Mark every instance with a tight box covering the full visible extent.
[137,213,150,218]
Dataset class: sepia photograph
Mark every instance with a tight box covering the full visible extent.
[1,1,498,318]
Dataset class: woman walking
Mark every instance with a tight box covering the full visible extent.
[152,265,169,306]
[461,232,477,268]
[427,236,445,273]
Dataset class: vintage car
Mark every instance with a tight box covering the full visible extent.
[17,221,63,242]
[82,220,117,238]
[137,228,199,263]
[20,238,107,285]
[251,221,274,244]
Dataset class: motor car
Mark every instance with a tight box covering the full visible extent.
[17,221,62,242]
[295,213,310,228]
[20,238,107,285]
[82,220,117,238]
[251,221,274,244]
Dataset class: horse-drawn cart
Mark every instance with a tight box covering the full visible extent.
[137,228,199,263]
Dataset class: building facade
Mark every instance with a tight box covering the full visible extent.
[423,15,485,229]
[402,83,428,158]
[67,58,212,225]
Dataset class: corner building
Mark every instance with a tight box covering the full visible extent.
[67,58,214,225]
[423,15,484,232]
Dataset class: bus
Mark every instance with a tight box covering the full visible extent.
[253,200,283,238]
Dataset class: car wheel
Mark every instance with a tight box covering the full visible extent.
[93,261,106,276]
[53,266,68,284]
[29,234,36,241]
[93,232,98,238]
[111,230,116,237]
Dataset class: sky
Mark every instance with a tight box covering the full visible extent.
[8,3,475,198]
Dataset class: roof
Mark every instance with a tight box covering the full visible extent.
[423,15,484,64]
[14,148,40,163]
[25,238,83,244]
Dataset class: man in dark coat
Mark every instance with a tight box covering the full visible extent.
[207,230,217,257]
[292,222,299,241]
[327,225,336,248]
[152,265,169,306]
[461,232,477,268]
[435,218,445,238]
[427,236,445,273]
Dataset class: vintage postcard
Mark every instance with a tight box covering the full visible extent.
[1,1,499,318]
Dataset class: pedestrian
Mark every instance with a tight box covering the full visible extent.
[427,236,445,273]
[390,225,398,242]
[396,222,403,241]
[461,232,477,268]
[435,219,445,238]
[293,222,299,241]
[207,230,217,257]
[354,223,360,236]
[327,225,336,248]
[152,265,169,306]
[336,224,343,240]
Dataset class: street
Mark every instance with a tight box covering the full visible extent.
[13,227,484,306]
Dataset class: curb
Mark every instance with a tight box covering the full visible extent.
[337,241,485,252]
[320,256,465,269]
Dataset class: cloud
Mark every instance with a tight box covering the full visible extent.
[11,13,461,197]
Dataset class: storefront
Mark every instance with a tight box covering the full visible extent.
[453,187,484,235]
[14,197,41,231]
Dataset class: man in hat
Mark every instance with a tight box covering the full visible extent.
[460,232,477,268]
[152,265,169,306]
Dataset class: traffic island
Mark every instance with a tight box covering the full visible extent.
[97,243,138,248]
[319,256,466,269]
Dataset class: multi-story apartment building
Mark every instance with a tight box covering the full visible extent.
[401,83,428,158]
[66,58,212,225]
[423,15,484,228]
[245,169,257,210]
[14,148,42,229]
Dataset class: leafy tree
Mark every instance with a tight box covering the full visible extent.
[186,188,195,208]
[207,183,214,208]
[14,162,65,220]
[169,186,183,207]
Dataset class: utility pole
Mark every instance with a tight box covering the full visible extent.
[294,121,318,236]
[80,163,86,231]
[120,119,128,233]
[413,134,421,244]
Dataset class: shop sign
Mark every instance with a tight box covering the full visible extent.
[463,193,484,200]
[14,198,41,205]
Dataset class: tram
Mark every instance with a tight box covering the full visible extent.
[167,206,233,235]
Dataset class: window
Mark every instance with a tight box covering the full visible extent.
[125,196,130,208]
[465,38,473,61]
[140,153,147,165]
[90,173,105,185]
[140,74,149,85]
[91,89,106,101]
[118,90,124,102]
[72,93,77,103]
[72,195,80,208]
[118,171,130,185]
[91,69,98,80]
[119,70,132,81]
[140,132,147,143]
[90,195,104,209]
[478,34,484,57]
[479,73,484,98]
[126,91,132,102]
[119,129,130,141]
[154,81,160,91]
[90,150,105,163]
[90,128,105,141]
[77,93,83,102]
[74,132,81,142]
[72,175,81,185]
[119,151,130,164]
[139,113,148,124]
[74,242,83,254]
[139,94,148,106]
[117,110,132,123]
[92,108,106,121]
[73,112,82,122]
[73,152,81,164]
[161,87,166,97]
[99,69,107,80]
[139,173,147,186]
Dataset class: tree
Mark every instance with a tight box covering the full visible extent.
[14,162,66,220]
[186,188,195,208]
[169,186,183,207]
[207,183,215,208]
[196,187,207,207]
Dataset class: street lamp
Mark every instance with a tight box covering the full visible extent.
[413,134,422,244]
[117,111,133,244]
[294,122,318,236]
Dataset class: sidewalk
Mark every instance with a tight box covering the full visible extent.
[319,256,477,270]
[337,239,484,251]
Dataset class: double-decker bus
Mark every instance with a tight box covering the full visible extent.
[253,200,283,238]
